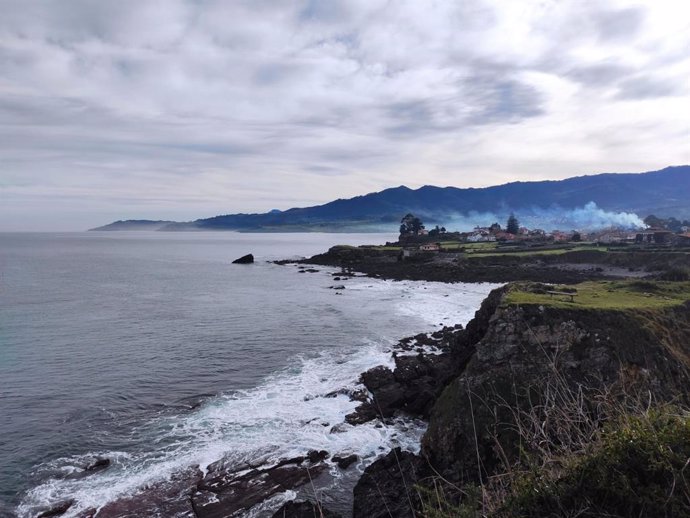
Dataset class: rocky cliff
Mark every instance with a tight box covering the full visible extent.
[353,281,690,517]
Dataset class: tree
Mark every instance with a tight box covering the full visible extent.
[644,214,665,229]
[572,231,582,242]
[400,213,425,235]
[506,213,519,235]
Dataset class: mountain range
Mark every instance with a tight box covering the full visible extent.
[91,165,690,232]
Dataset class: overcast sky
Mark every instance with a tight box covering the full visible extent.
[1,0,689,230]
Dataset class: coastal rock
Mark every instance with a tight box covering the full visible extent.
[332,453,358,469]
[423,291,690,484]
[232,253,254,264]
[36,500,74,517]
[271,500,342,518]
[352,448,426,518]
[345,403,378,425]
[191,460,327,518]
[307,449,329,463]
[92,467,202,518]
[355,352,457,421]
[84,457,110,472]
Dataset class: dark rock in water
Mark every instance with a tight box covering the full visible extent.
[232,253,254,264]
[356,354,456,420]
[345,402,378,425]
[84,457,110,472]
[272,500,342,518]
[92,467,202,518]
[329,285,346,290]
[332,453,358,469]
[273,455,306,468]
[361,365,395,390]
[353,448,426,518]
[324,387,369,403]
[304,268,319,273]
[192,462,327,518]
[307,449,329,463]
[36,500,74,518]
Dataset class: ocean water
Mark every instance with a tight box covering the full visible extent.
[0,232,499,517]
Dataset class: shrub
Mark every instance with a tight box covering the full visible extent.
[659,267,690,281]
[504,408,690,517]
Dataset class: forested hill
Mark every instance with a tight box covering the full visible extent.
[91,165,690,232]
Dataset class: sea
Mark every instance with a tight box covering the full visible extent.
[0,232,499,517]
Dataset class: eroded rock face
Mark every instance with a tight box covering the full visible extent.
[423,299,690,483]
[352,448,427,518]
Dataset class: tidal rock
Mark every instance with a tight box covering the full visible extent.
[345,402,378,425]
[307,449,329,463]
[272,500,342,518]
[356,353,456,420]
[332,453,358,469]
[84,457,110,472]
[36,500,74,518]
[191,462,326,518]
[92,467,202,518]
[232,253,254,264]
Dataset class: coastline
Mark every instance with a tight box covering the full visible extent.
[19,238,690,518]
[18,257,497,518]
[269,243,690,517]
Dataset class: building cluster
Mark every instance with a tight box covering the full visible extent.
[406,225,690,253]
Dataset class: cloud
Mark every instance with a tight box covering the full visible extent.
[0,0,689,230]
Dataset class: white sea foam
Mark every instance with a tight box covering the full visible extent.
[18,275,499,517]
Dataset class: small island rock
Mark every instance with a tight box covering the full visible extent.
[232,254,254,264]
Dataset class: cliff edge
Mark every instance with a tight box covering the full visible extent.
[355,280,690,517]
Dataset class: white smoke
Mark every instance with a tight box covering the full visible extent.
[558,202,645,230]
[430,202,645,232]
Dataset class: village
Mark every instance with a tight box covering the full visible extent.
[396,212,690,254]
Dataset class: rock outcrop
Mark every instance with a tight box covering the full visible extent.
[352,283,690,513]
[423,293,690,483]
[232,253,254,264]
[352,448,426,518]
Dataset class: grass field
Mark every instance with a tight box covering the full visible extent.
[505,280,690,309]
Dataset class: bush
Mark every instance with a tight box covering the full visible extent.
[505,408,690,517]
[659,267,690,281]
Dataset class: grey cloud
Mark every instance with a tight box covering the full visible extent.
[593,7,646,42]
[384,76,543,136]
[566,62,635,87]
[615,76,680,100]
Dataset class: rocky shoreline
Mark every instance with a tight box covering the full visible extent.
[31,249,690,518]
[278,245,690,285]
[269,248,690,517]
[32,319,464,518]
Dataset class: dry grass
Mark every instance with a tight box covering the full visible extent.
[418,330,690,518]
